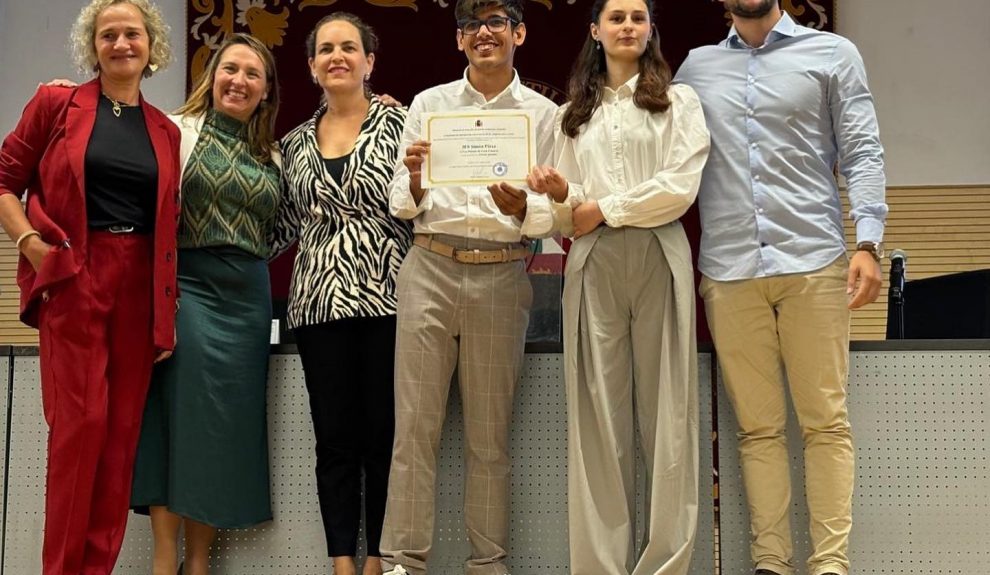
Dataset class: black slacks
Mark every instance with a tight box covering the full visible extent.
[294,315,397,557]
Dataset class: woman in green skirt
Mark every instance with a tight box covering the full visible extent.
[129,34,282,575]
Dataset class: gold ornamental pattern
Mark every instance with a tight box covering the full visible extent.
[187,0,580,84]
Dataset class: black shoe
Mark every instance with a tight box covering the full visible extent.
[755,570,782,575]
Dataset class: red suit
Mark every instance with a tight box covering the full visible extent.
[0,79,180,574]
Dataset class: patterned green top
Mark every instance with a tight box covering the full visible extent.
[178,109,280,259]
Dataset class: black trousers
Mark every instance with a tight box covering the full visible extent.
[294,315,396,557]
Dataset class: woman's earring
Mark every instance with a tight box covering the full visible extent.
[364,73,371,82]
[595,40,601,51]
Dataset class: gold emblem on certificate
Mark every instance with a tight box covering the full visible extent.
[422,110,536,188]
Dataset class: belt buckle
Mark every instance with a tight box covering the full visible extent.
[107,224,135,234]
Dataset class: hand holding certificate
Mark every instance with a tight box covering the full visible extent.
[421,110,536,188]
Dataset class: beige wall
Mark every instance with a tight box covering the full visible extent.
[838,0,990,187]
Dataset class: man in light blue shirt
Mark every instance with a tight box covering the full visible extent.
[675,2,887,575]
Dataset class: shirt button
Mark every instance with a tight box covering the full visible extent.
[747,109,754,117]
[748,76,755,84]
[750,142,757,149]
[757,208,765,214]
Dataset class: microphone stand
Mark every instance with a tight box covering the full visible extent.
[887,254,906,339]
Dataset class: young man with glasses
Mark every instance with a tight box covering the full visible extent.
[381,1,559,574]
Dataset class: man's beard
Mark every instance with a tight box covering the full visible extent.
[727,0,776,19]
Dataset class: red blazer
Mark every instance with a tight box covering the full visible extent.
[0,78,180,351]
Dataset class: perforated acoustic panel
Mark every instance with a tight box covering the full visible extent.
[2,353,716,574]
[716,351,990,575]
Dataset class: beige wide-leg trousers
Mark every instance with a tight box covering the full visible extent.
[564,225,700,575]
[700,257,854,575]
[380,235,532,575]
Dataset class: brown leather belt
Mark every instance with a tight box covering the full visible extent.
[413,234,529,265]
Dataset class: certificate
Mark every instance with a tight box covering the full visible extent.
[422,110,535,188]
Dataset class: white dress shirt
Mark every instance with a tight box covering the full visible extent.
[388,69,559,242]
[554,77,711,233]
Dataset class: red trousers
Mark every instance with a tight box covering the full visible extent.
[38,232,155,575]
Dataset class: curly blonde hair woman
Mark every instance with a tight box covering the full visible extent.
[0,0,181,573]
[70,0,172,77]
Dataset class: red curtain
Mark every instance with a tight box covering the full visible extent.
[186,0,836,342]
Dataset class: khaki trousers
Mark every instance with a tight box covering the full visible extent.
[380,235,532,575]
[700,257,853,575]
[565,227,699,575]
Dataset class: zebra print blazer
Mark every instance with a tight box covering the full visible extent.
[272,98,412,329]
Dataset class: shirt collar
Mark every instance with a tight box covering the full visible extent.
[726,11,798,49]
[456,67,525,103]
[602,73,639,103]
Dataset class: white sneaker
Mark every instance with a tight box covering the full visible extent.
[383,566,408,575]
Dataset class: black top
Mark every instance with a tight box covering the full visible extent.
[85,94,158,233]
[321,153,350,187]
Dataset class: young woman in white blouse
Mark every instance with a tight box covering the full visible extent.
[528,0,710,573]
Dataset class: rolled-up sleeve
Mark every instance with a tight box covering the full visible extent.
[830,39,888,244]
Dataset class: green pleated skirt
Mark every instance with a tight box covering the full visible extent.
[131,247,272,528]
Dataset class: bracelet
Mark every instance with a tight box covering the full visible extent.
[15,230,40,251]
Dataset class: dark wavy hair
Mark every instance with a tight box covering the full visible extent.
[560,0,672,138]
[306,12,379,58]
[306,12,379,98]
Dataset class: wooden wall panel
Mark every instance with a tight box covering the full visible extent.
[0,234,35,345]
[843,186,990,340]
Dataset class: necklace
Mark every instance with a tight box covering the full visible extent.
[103,94,127,117]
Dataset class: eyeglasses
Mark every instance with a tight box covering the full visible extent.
[458,15,517,36]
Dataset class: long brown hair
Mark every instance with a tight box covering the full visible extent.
[561,0,672,138]
[175,33,280,163]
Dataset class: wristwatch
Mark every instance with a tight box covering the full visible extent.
[856,241,884,262]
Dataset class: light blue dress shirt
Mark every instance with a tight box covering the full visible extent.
[675,13,887,281]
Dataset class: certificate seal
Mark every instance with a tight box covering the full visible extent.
[492,161,509,177]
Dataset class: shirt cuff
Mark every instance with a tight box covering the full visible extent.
[520,195,554,238]
[566,182,587,208]
[855,216,885,245]
[597,194,620,227]
[391,183,432,219]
